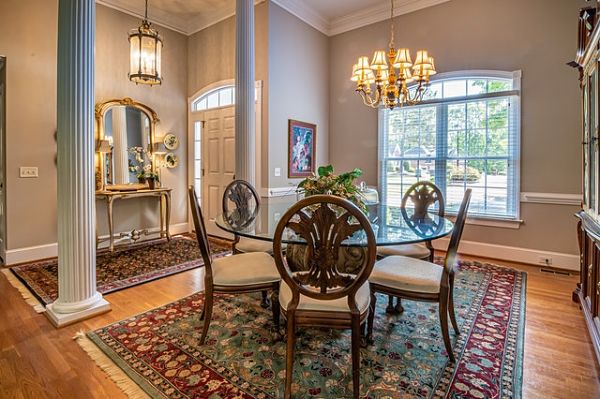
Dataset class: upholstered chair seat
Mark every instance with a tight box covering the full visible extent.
[212,252,280,286]
[376,243,430,259]
[235,237,275,254]
[279,280,371,313]
[370,256,442,294]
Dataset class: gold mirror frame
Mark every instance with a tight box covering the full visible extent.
[94,97,160,190]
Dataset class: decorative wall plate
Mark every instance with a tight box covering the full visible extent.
[163,133,179,150]
[165,153,179,169]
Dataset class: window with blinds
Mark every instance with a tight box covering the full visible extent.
[379,71,521,219]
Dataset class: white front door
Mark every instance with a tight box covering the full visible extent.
[190,106,235,237]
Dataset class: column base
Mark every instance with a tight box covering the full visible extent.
[45,297,111,328]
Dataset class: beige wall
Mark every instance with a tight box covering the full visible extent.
[95,5,188,236]
[268,2,330,188]
[187,2,270,189]
[329,0,587,255]
[0,0,58,250]
[0,0,188,250]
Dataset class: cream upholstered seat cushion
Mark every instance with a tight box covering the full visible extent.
[236,237,275,254]
[377,243,430,259]
[212,252,281,286]
[279,279,370,314]
[369,255,443,294]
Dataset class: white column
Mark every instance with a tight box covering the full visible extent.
[111,107,129,184]
[235,0,256,185]
[46,0,110,327]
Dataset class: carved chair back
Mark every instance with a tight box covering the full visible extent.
[189,186,214,276]
[401,181,445,219]
[273,195,377,311]
[441,189,472,286]
[222,179,260,229]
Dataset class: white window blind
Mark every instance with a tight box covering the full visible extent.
[379,71,521,219]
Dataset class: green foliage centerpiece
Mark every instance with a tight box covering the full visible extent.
[297,164,367,212]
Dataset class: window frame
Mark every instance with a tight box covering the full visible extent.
[378,70,522,222]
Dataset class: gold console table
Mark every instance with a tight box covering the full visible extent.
[96,187,172,251]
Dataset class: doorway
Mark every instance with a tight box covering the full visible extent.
[188,81,262,237]
[0,57,6,263]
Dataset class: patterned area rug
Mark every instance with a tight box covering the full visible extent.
[7,236,231,306]
[81,259,526,399]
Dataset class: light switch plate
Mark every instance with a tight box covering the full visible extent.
[274,167,281,177]
[20,167,38,178]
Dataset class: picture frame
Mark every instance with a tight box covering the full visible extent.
[288,119,316,178]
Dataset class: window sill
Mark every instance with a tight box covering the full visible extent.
[445,215,523,229]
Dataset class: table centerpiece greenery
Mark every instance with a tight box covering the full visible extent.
[297,164,367,212]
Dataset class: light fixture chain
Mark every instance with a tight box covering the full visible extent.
[389,0,395,49]
[144,0,149,22]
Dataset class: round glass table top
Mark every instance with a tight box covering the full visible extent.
[215,199,453,246]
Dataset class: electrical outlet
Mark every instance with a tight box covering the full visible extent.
[274,167,281,177]
[537,256,553,266]
[19,167,38,178]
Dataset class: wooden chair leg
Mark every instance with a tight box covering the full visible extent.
[367,291,377,344]
[200,286,214,345]
[284,315,296,399]
[386,295,396,314]
[439,296,455,363]
[261,290,270,308]
[394,297,404,313]
[270,288,280,336]
[448,273,460,335]
[351,314,362,399]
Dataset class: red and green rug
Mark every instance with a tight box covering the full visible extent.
[79,259,525,398]
[4,236,231,311]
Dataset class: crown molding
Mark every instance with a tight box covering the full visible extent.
[328,0,452,36]
[96,0,189,35]
[270,0,330,35]
[96,0,448,37]
[96,0,264,37]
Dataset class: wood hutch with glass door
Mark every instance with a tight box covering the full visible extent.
[574,1,600,366]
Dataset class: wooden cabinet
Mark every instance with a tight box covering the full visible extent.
[574,2,600,366]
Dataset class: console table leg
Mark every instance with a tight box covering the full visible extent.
[159,194,165,239]
[165,192,171,240]
[107,197,115,252]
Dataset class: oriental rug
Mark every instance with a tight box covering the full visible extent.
[79,259,526,399]
[4,236,231,311]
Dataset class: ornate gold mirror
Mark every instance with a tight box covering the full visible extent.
[95,98,159,189]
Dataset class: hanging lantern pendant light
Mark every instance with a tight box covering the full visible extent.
[128,0,163,86]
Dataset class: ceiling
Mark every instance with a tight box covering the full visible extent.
[97,0,450,36]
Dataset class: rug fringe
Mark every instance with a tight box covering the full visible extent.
[1,269,46,313]
[74,331,150,399]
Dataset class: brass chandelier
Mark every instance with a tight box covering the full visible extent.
[351,0,437,109]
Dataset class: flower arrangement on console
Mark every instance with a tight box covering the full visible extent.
[128,147,159,187]
[297,164,367,212]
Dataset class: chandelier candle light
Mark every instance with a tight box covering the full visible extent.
[128,0,163,86]
[351,0,436,109]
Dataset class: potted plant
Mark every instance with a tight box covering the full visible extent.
[297,164,366,212]
[128,147,159,189]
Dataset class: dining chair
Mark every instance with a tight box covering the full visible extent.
[223,179,278,308]
[272,195,377,399]
[188,186,281,345]
[367,189,471,363]
[377,181,445,313]
[377,180,445,261]
[222,179,274,255]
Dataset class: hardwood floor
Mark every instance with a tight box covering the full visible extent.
[0,256,599,398]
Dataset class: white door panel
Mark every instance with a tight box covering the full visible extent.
[190,106,235,237]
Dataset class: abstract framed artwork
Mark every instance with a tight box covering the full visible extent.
[288,119,316,178]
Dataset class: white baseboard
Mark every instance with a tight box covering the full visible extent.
[5,222,190,265]
[432,238,579,271]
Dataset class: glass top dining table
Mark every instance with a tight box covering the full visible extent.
[214,198,454,247]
